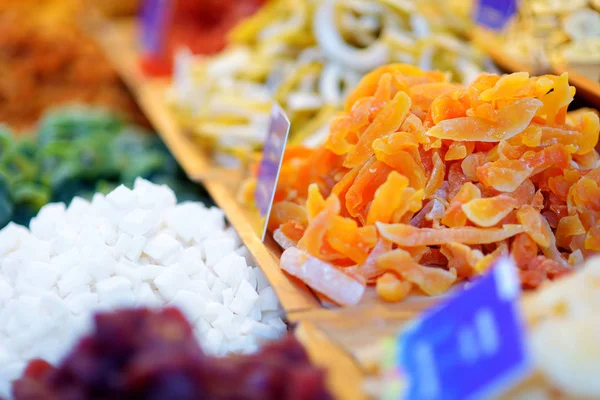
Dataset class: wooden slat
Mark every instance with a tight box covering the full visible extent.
[295,322,367,400]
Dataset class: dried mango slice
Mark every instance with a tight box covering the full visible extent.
[344,91,412,168]
[306,184,327,221]
[280,247,365,306]
[441,242,484,278]
[424,152,445,198]
[376,249,457,296]
[517,205,552,248]
[462,195,519,227]
[345,158,393,222]
[268,201,307,232]
[477,144,571,192]
[376,273,413,302]
[479,72,530,102]
[366,171,409,225]
[442,182,481,227]
[326,216,377,264]
[344,239,392,284]
[270,64,599,304]
[427,98,542,142]
[377,222,523,246]
[556,215,586,249]
[298,194,340,258]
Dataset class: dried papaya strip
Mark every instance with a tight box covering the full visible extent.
[376,273,413,302]
[376,249,457,296]
[427,98,542,142]
[442,182,481,227]
[344,239,392,284]
[326,216,377,265]
[462,195,519,228]
[345,157,393,222]
[441,242,484,278]
[268,201,307,232]
[298,194,340,258]
[377,222,523,246]
[344,91,412,168]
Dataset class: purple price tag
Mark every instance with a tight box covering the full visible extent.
[397,257,531,400]
[474,0,518,31]
[254,103,291,241]
[140,0,171,55]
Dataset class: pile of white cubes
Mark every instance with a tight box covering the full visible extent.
[0,178,285,397]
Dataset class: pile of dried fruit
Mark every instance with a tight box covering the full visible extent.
[501,0,600,74]
[11,308,331,400]
[0,0,145,130]
[168,0,494,154]
[271,64,600,305]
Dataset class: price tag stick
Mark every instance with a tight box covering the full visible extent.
[254,103,291,242]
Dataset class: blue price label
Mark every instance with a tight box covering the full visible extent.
[254,103,291,241]
[474,0,518,31]
[140,0,171,55]
[397,257,531,400]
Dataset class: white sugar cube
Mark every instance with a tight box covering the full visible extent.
[0,223,28,257]
[113,233,132,259]
[195,318,211,336]
[178,246,206,276]
[106,184,136,210]
[135,282,162,307]
[229,280,259,316]
[0,278,13,301]
[91,194,124,225]
[213,253,246,290]
[125,235,146,262]
[203,238,236,267]
[144,233,181,264]
[261,311,283,323]
[206,270,217,289]
[202,301,225,323]
[211,279,228,303]
[20,237,51,262]
[21,261,57,291]
[96,276,132,301]
[248,302,261,321]
[204,328,224,354]
[185,280,213,301]
[141,265,167,281]
[57,266,93,297]
[249,321,281,341]
[1,258,21,285]
[222,288,234,308]
[267,318,287,334]
[258,287,279,311]
[169,290,207,323]
[164,203,204,242]
[67,197,90,219]
[64,292,98,315]
[254,267,270,292]
[154,266,190,302]
[119,209,159,237]
[115,261,143,284]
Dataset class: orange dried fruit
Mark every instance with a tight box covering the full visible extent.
[376,273,413,302]
[462,195,519,227]
[267,63,598,304]
[427,98,542,142]
[376,249,457,296]
[377,222,523,246]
